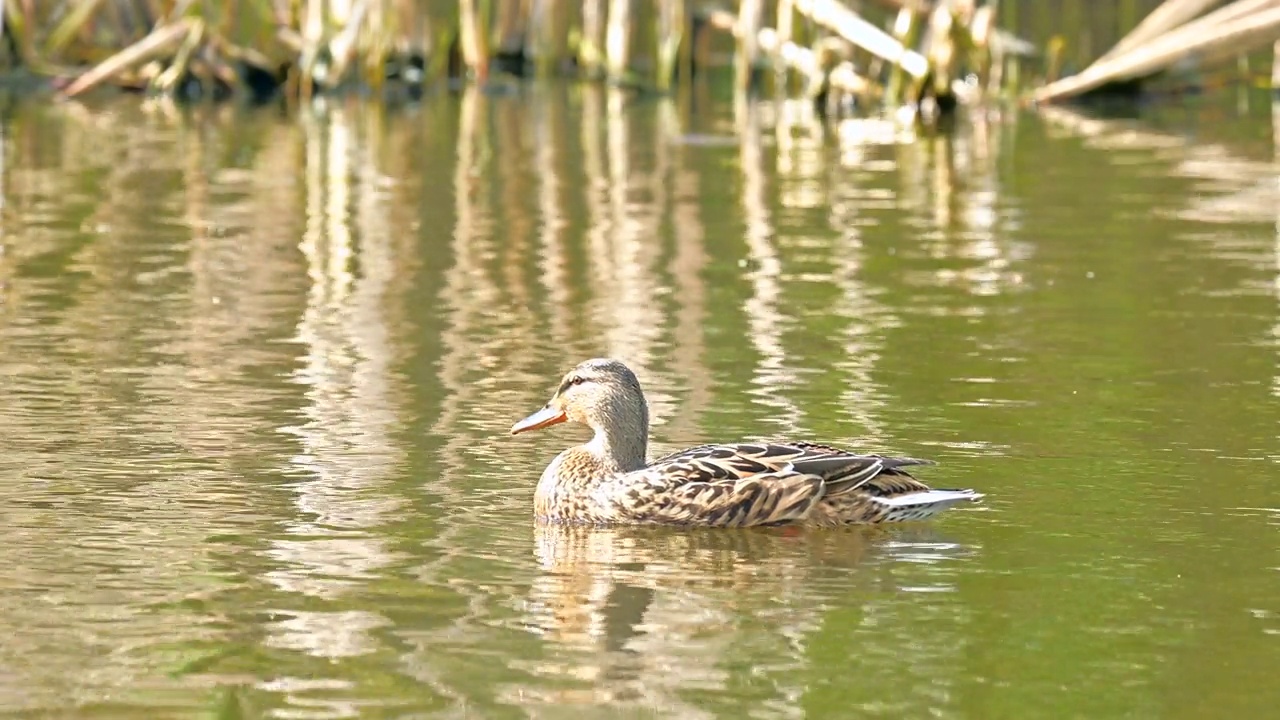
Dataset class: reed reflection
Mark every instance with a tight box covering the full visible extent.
[534,88,574,349]
[892,108,1026,299]
[1274,98,1280,405]
[662,97,714,445]
[0,103,314,710]
[737,94,804,436]
[1041,105,1279,231]
[589,86,679,425]
[267,103,408,663]
[777,101,898,443]
[431,87,555,519]
[410,90,559,706]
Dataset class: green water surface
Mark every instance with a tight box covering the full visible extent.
[0,87,1276,718]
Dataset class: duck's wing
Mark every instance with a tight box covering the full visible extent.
[858,472,934,497]
[604,467,825,527]
[609,441,935,527]
[651,441,934,495]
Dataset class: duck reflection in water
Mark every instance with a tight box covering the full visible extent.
[519,522,977,711]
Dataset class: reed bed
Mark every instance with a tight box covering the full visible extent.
[0,1,1028,114]
[0,1,1275,113]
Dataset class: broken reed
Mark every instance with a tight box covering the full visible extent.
[0,0,1023,113]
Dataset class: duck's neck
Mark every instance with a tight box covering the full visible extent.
[584,418,648,474]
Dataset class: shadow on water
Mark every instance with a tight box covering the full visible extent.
[0,82,1276,717]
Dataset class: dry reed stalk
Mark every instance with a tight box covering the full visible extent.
[390,0,417,56]
[605,0,632,82]
[580,0,606,77]
[1158,0,1280,68]
[527,0,551,75]
[361,0,387,92]
[152,16,204,93]
[735,0,763,91]
[794,0,929,79]
[1098,0,1225,64]
[214,34,273,69]
[429,5,459,79]
[757,27,876,102]
[197,37,241,89]
[1274,39,1280,87]
[654,0,685,90]
[298,0,325,97]
[686,6,736,87]
[921,4,958,98]
[459,0,490,81]
[7,10,55,74]
[44,0,107,58]
[774,0,796,91]
[1035,0,1280,103]
[59,17,193,97]
[777,0,796,45]
[676,0,694,85]
[939,0,996,101]
[327,0,370,84]
[864,0,931,12]
[884,6,918,105]
[698,7,737,33]
[972,2,1001,93]
[546,0,573,76]
[274,25,306,55]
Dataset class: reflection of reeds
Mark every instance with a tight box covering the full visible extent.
[777,99,897,443]
[579,86,681,426]
[1041,104,1280,229]
[737,94,804,436]
[602,87,664,402]
[533,87,574,348]
[265,104,413,668]
[420,90,563,665]
[891,108,1026,299]
[661,99,714,444]
[0,101,431,704]
[431,86,505,515]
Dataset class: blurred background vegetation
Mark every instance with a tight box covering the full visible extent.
[0,1,1274,111]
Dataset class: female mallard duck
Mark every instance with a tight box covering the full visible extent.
[511,358,982,527]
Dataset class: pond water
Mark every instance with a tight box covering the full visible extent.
[0,85,1276,718]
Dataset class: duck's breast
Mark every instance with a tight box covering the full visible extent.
[533,447,616,522]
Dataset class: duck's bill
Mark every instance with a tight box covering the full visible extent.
[511,406,567,435]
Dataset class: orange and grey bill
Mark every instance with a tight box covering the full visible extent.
[510,406,567,435]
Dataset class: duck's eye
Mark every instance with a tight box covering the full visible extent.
[568,376,585,386]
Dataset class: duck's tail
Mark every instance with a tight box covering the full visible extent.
[871,488,984,522]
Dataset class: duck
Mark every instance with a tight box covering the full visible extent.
[510,358,983,527]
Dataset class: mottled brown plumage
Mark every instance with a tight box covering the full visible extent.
[511,359,982,527]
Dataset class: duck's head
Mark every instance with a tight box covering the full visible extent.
[511,358,649,440]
